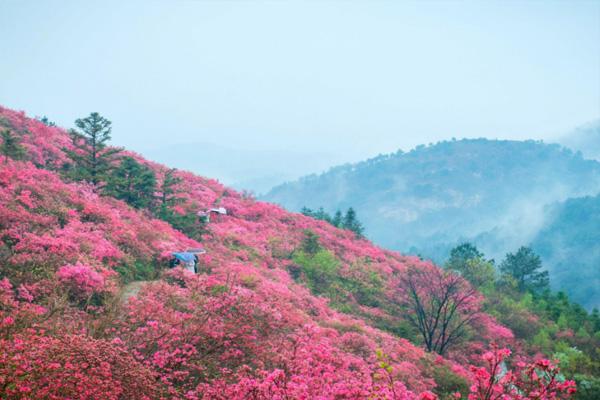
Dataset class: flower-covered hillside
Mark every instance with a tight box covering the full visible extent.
[0,106,575,399]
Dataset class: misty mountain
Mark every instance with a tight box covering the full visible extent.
[531,194,600,310]
[559,119,600,161]
[262,139,600,309]
[140,141,340,195]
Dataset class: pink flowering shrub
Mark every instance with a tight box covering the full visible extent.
[468,344,576,400]
[0,106,552,398]
[56,264,107,300]
[0,333,160,399]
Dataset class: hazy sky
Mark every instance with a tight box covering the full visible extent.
[1,0,599,188]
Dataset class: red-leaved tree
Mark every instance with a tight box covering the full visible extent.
[395,264,483,355]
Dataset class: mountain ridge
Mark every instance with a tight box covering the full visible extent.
[262,138,600,309]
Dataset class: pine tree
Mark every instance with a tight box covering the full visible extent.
[105,156,156,209]
[445,243,495,289]
[342,208,364,238]
[0,129,26,163]
[446,243,483,267]
[156,168,184,215]
[300,230,321,256]
[331,210,343,228]
[36,116,56,127]
[65,113,122,185]
[500,246,549,293]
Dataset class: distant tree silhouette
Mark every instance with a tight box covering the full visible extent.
[342,207,364,238]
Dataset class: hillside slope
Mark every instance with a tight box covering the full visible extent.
[0,107,581,399]
[263,139,600,308]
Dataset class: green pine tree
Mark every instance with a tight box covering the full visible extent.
[445,243,495,289]
[300,230,321,256]
[0,129,26,164]
[152,168,206,237]
[342,207,364,238]
[331,210,343,228]
[65,112,122,185]
[156,168,184,215]
[36,116,56,127]
[500,246,549,293]
[105,156,156,209]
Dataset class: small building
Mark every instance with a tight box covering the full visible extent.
[197,207,227,223]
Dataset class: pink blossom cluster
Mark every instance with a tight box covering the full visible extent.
[467,345,576,400]
[56,264,107,298]
[0,106,576,399]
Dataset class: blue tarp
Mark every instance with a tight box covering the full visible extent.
[172,252,196,263]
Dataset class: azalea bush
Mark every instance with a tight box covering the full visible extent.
[0,106,572,399]
[468,344,576,400]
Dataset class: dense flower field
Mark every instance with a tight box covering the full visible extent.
[0,106,573,399]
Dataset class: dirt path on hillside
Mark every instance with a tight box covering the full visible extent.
[120,280,148,303]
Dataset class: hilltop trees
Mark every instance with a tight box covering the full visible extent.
[0,129,26,163]
[65,112,122,185]
[301,206,364,237]
[343,207,364,238]
[500,246,549,293]
[445,243,495,290]
[396,264,482,355]
[36,115,56,127]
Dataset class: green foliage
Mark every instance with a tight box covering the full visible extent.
[292,248,339,295]
[105,156,157,209]
[446,243,483,266]
[210,284,229,296]
[343,265,383,307]
[64,112,122,185]
[572,374,600,400]
[430,363,470,399]
[301,207,333,224]
[265,138,600,311]
[292,233,385,314]
[299,230,321,255]
[162,209,207,239]
[115,261,158,283]
[301,206,364,237]
[0,129,26,163]
[155,168,184,213]
[342,207,364,238]
[36,115,56,127]
[151,168,208,238]
[445,244,600,395]
[445,243,495,291]
[332,210,342,227]
[500,246,549,293]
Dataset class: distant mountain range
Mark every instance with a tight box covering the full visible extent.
[263,138,600,309]
[139,142,341,195]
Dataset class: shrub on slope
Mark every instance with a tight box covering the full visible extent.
[0,106,570,399]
